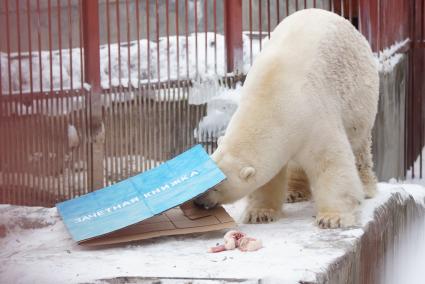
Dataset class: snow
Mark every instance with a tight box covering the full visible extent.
[1,33,264,95]
[376,39,409,73]
[1,183,424,284]
[194,82,242,141]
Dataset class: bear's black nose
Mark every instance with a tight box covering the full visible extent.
[194,194,218,210]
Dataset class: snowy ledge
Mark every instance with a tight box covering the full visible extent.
[0,183,425,284]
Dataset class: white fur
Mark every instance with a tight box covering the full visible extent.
[195,9,379,228]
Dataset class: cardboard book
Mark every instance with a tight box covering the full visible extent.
[56,145,236,246]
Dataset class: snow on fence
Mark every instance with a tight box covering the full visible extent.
[0,0,424,206]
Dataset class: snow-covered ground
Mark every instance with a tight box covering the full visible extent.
[0,183,424,284]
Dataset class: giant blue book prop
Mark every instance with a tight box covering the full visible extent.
[56,145,233,245]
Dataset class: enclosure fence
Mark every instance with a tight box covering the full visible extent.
[0,0,424,206]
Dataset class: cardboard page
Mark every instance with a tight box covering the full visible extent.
[56,145,235,245]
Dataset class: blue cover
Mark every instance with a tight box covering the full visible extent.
[56,145,226,242]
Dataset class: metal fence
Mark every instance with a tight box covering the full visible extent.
[0,0,424,206]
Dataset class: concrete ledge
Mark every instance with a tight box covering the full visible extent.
[0,184,424,283]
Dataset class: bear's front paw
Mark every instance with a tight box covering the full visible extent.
[243,208,281,224]
[316,212,357,229]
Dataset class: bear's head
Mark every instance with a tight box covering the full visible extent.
[194,138,260,209]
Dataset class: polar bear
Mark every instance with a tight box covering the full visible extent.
[194,9,379,229]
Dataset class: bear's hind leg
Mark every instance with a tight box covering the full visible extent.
[243,165,288,224]
[353,135,378,198]
[286,164,311,203]
[304,134,364,228]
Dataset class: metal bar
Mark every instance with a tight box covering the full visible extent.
[48,0,54,92]
[122,0,133,177]
[79,0,84,89]
[146,0,152,167]
[146,0,151,84]
[36,0,43,93]
[135,0,142,171]
[136,0,141,85]
[16,0,26,203]
[116,0,122,86]
[358,0,362,34]
[195,0,199,77]
[185,0,189,78]
[205,0,208,73]
[224,0,243,73]
[68,0,74,90]
[267,0,271,38]
[5,0,12,95]
[82,0,103,190]
[214,0,217,74]
[286,0,289,17]
[155,0,160,162]
[166,0,171,80]
[277,0,280,23]
[176,0,180,77]
[16,0,23,95]
[419,0,423,178]
[27,0,34,95]
[259,0,263,49]
[57,0,65,200]
[125,0,133,174]
[126,0,132,88]
[250,0,253,65]
[106,0,112,88]
[58,0,63,91]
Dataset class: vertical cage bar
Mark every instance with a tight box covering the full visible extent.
[5,0,12,95]
[204,0,208,73]
[116,0,122,86]
[249,0,253,65]
[135,0,141,172]
[36,0,43,93]
[16,0,25,203]
[267,0,271,38]
[125,0,132,174]
[214,0,217,74]
[276,0,280,23]
[286,0,289,17]
[106,0,112,88]
[155,0,160,162]
[259,0,263,49]
[166,0,171,81]
[224,0,243,73]
[125,0,132,88]
[48,0,54,92]
[27,0,34,95]
[194,0,199,77]
[79,0,84,89]
[68,0,74,90]
[185,0,189,78]
[419,0,424,177]
[82,0,103,190]
[136,0,141,84]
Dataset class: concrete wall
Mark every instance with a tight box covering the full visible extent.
[372,55,407,181]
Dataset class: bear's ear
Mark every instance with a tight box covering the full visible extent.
[240,166,256,180]
[217,136,224,146]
